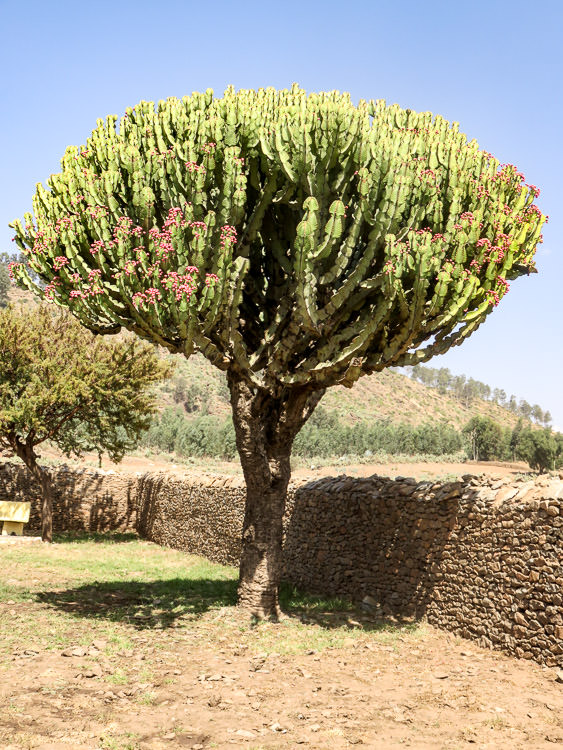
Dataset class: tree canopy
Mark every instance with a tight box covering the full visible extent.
[0,304,171,540]
[10,86,546,390]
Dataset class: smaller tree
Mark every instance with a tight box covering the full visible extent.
[0,263,9,308]
[515,427,559,473]
[519,399,532,421]
[462,415,507,461]
[0,305,171,541]
[531,404,544,424]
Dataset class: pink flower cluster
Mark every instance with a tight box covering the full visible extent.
[53,256,69,270]
[185,161,206,174]
[19,202,232,310]
[219,225,237,249]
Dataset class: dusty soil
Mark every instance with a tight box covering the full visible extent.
[1,609,562,750]
[36,446,531,483]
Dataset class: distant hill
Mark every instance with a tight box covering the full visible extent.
[4,281,537,432]
[159,352,526,432]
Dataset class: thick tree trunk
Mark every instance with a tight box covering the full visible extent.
[38,468,54,543]
[228,372,324,619]
[13,441,53,542]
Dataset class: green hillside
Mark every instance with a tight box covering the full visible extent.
[159,351,526,432]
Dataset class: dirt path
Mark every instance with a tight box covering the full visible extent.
[2,618,562,750]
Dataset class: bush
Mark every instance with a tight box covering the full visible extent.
[515,428,560,473]
[462,416,509,461]
[175,416,236,459]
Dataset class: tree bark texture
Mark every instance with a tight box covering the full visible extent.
[228,372,325,619]
[12,441,53,542]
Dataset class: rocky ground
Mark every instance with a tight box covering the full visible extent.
[1,533,562,750]
[2,615,562,750]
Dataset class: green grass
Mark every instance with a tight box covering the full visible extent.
[0,533,425,662]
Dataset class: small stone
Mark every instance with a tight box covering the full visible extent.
[61,646,86,657]
[83,663,103,678]
[309,724,321,732]
[433,673,449,680]
[235,729,256,738]
[555,670,563,684]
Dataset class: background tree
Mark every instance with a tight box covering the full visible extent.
[436,368,452,394]
[462,415,508,461]
[510,418,525,460]
[10,86,546,617]
[0,262,9,307]
[515,427,559,473]
[519,399,532,421]
[0,305,171,541]
[531,404,544,424]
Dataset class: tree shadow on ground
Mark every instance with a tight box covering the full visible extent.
[53,531,139,544]
[36,577,238,629]
[39,533,419,635]
[278,582,421,634]
[35,576,417,635]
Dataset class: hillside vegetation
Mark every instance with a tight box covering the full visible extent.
[158,352,526,432]
[2,277,550,442]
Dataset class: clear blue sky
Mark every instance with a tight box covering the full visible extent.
[1,0,561,428]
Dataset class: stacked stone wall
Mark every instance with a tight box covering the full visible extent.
[284,474,562,667]
[0,461,561,666]
[0,462,137,534]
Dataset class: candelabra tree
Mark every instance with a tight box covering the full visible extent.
[10,85,546,617]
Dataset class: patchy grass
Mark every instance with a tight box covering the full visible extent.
[0,533,423,664]
[1,533,561,750]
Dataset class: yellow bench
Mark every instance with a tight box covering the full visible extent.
[0,501,31,536]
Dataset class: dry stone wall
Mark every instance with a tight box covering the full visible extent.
[0,462,138,534]
[0,461,561,666]
[284,473,562,667]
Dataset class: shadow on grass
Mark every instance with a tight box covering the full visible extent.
[278,582,420,634]
[36,577,238,629]
[53,531,139,544]
[38,534,418,635]
[37,577,417,635]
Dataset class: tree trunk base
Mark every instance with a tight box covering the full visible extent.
[228,373,325,620]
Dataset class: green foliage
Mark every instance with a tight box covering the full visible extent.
[11,86,546,392]
[143,406,461,460]
[513,427,562,473]
[0,263,9,308]
[175,415,236,459]
[462,415,510,461]
[0,305,172,462]
[409,364,550,424]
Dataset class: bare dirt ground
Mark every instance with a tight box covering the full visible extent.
[2,454,554,749]
[1,608,562,750]
[37,446,531,483]
[1,534,562,750]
